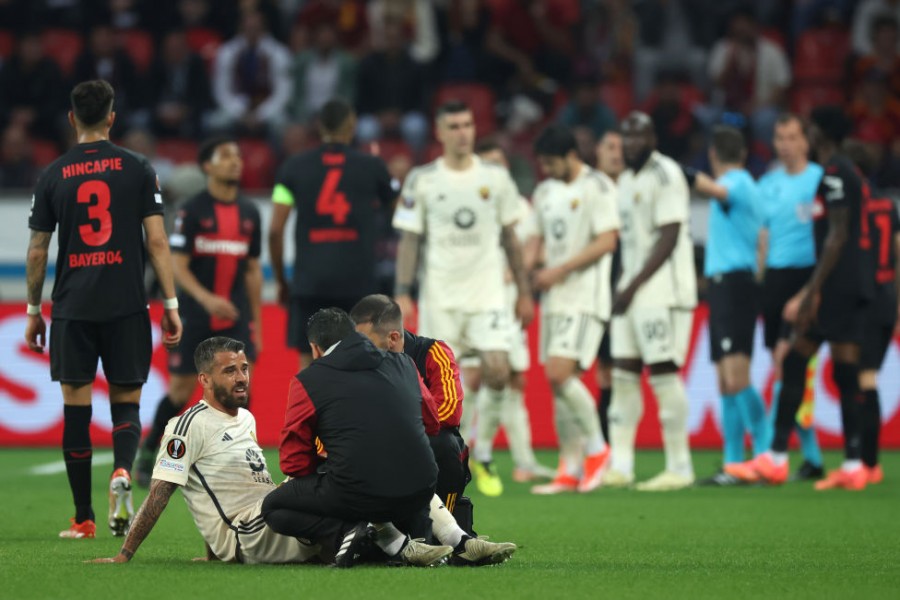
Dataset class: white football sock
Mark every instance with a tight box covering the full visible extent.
[770,451,788,465]
[649,373,693,478]
[609,369,643,476]
[842,459,862,471]
[429,494,465,548]
[460,380,477,446]
[554,398,584,477]
[370,522,405,556]
[557,376,607,455]
[500,386,539,469]
[473,386,505,463]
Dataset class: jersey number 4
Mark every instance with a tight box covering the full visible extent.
[316,169,351,225]
[77,180,112,246]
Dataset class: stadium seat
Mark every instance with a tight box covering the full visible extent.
[600,82,634,119]
[185,27,222,72]
[433,83,497,135]
[793,28,850,83]
[31,140,60,168]
[40,28,83,77]
[760,27,786,50]
[0,30,14,59]
[374,139,414,163]
[790,84,845,116]
[155,138,199,165]
[238,139,276,190]
[118,29,154,73]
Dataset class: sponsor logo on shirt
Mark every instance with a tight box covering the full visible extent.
[454,208,476,229]
[194,237,249,256]
[157,458,184,472]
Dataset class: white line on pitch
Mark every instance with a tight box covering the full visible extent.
[28,452,115,475]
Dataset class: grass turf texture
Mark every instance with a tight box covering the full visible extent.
[1,449,898,600]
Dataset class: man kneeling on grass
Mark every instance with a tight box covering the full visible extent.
[90,336,445,565]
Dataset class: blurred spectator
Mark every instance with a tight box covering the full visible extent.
[0,125,37,189]
[103,0,150,30]
[295,0,369,53]
[555,76,617,139]
[582,0,636,84]
[852,0,900,55]
[851,14,900,97]
[633,0,711,101]
[646,71,703,163]
[120,128,175,187]
[72,23,148,132]
[435,0,493,83]
[793,0,855,38]
[707,8,790,144]
[148,29,211,138]
[279,122,311,160]
[289,20,357,123]
[356,17,428,151]
[848,69,900,145]
[208,10,292,136]
[0,31,64,141]
[368,0,439,65]
[846,125,900,189]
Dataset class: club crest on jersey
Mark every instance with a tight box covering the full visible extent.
[551,219,567,240]
[167,438,186,459]
[479,186,490,200]
[570,198,580,210]
[633,193,642,204]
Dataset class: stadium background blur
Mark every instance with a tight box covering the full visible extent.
[2,0,900,450]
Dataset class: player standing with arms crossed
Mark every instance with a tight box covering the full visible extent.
[25,80,182,538]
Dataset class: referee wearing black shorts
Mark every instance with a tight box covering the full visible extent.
[25,80,182,538]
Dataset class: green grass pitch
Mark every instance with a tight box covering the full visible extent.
[2,449,898,600]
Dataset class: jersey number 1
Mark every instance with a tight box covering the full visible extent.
[77,180,112,246]
[316,169,351,225]
[874,213,892,268]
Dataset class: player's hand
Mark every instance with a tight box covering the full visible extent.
[161,308,183,348]
[203,295,240,321]
[782,288,807,322]
[24,314,47,353]
[396,294,417,330]
[250,321,262,354]
[532,266,566,291]
[276,279,290,308]
[86,555,129,563]
[612,284,637,315]
[515,293,535,327]
[794,291,820,337]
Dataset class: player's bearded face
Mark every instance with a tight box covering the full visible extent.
[622,133,652,171]
[213,377,249,409]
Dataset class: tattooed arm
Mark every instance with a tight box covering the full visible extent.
[24,231,51,353]
[87,479,179,563]
[501,224,534,326]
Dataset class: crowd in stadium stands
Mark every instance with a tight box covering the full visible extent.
[0,0,899,194]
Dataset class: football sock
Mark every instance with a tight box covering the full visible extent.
[63,404,94,523]
[772,350,807,453]
[598,386,612,442]
[557,377,606,454]
[460,381,477,445]
[473,387,505,463]
[842,459,862,472]
[500,386,538,470]
[429,495,465,548]
[734,386,768,457]
[796,421,823,468]
[110,402,141,472]
[144,394,180,452]
[370,522,405,556]
[766,380,781,450]
[832,361,863,461]
[554,399,584,477]
[609,369,643,476]
[649,373,693,478]
[861,388,881,468]
[770,451,788,466]
[720,393,745,464]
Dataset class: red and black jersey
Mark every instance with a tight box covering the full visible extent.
[867,194,900,322]
[274,142,398,298]
[279,333,438,497]
[169,191,261,331]
[812,154,876,300]
[28,140,163,321]
[403,330,464,429]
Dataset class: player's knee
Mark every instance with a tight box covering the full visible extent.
[859,370,878,390]
[832,361,860,396]
[482,360,510,390]
[545,362,574,389]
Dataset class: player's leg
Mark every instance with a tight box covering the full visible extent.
[596,330,613,442]
[636,309,694,491]
[459,360,481,445]
[790,355,825,480]
[606,312,644,486]
[287,296,315,370]
[859,316,892,484]
[51,318,99,538]
[136,373,197,486]
[427,494,517,566]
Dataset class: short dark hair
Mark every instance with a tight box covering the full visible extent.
[534,124,577,158]
[474,137,501,155]
[318,99,354,133]
[197,135,238,167]
[810,105,853,145]
[435,100,470,121]
[70,80,114,127]
[194,337,246,373]
[710,125,746,164]
[307,308,356,350]
[349,294,403,335]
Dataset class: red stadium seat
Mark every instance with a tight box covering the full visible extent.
[41,28,83,77]
[433,83,497,135]
[238,139,276,190]
[0,30,14,59]
[600,82,634,119]
[118,29,154,73]
[31,140,60,168]
[793,28,850,83]
[790,84,846,116]
[185,27,222,72]
[155,138,199,165]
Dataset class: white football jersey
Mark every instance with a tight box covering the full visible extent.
[616,151,697,309]
[533,164,620,318]
[153,401,289,562]
[393,156,520,311]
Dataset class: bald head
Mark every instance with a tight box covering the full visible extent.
[620,111,656,171]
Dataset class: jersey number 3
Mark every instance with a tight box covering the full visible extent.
[77,180,112,246]
[316,169,351,225]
